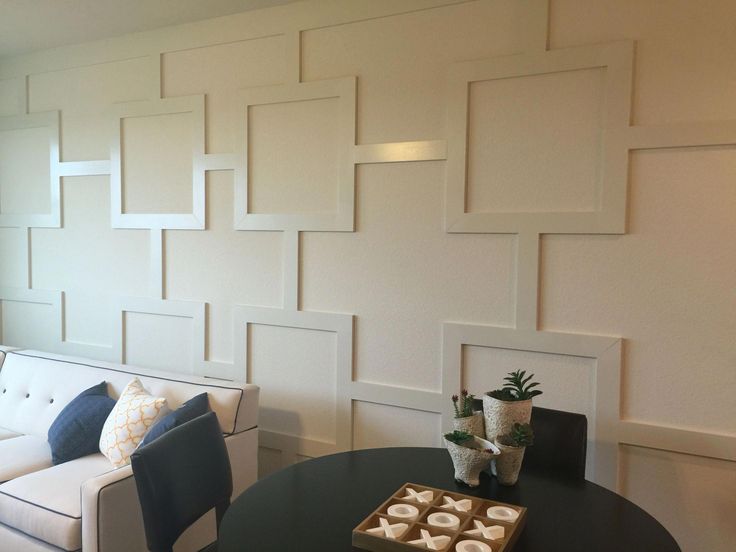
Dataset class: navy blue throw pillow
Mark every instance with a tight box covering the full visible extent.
[47,382,115,465]
[140,392,210,447]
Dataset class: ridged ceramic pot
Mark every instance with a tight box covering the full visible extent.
[494,439,526,486]
[444,435,500,488]
[452,412,485,438]
[482,395,532,442]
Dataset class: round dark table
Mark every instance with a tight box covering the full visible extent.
[219,447,680,552]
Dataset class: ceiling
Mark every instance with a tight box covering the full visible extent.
[0,0,300,58]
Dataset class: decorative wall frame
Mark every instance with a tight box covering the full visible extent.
[445,41,634,235]
[232,305,354,457]
[110,95,206,229]
[234,77,357,231]
[0,111,61,228]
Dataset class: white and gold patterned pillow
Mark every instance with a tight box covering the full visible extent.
[99,378,168,467]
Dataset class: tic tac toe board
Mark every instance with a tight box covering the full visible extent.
[352,483,526,552]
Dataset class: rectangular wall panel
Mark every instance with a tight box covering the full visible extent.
[620,445,736,552]
[124,311,194,373]
[1,301,56,350]
[353,401,442,449]
[249,324,337,443]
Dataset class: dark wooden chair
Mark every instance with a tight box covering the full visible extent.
[131,411,232,552]
[522,406,588,480]
[471,399,588,480]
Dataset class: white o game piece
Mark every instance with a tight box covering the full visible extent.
[387,503,420,520]
[427,512,461,531]
[486,505,519,522]
[455,539,492,552]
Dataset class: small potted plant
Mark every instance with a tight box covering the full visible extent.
[494,422,534,485]
[451,390,484,437]
[443,430,500,488]
[482,370,542,442]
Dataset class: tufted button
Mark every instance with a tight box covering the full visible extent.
[49,398,54,404]
[25,393,30,398]
[2,389,5,394]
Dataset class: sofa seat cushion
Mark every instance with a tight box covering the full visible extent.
[0,426,20,442]
[0,435,52,483]
[0,453,113,551]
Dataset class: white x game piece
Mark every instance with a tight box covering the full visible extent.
[404,487,434,503]
[440,496,473,512]
[408,529,452,550]
[465,519,505,540]
[366,517,408,539]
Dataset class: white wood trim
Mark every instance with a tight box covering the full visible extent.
[349,381,444,414]
[149,229,164,299]
[233,305,354,452]
[282,231,300,311]
[353,140,447,164]
[626,120,736,150]
[109,95,206,230]
[445,41,634,235]
[234,77,356,232]
[514,232,540,331]
[0,110,61,228]
[620,421,736,463]
[58,160,111,176]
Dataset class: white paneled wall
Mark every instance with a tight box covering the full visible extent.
[0,1,734,550]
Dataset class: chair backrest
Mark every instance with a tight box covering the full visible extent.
[131,412,233,552]
[523,406,588,480]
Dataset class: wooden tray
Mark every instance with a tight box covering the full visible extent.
[352,483,526,552]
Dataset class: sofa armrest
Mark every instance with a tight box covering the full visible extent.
[81,465,148,552]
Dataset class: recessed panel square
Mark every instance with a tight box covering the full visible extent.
[248,97,340,214]
[122,112,193,214]
[1,300,56,350]
[249,324,337,442]
[466,67,605,213]
[124,311,193,372]
[353,401,442,449]
[462,345,595,420]
[0,126,50,214]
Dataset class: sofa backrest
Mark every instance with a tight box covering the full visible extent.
[0,346,17,370]
[0,350,258,439]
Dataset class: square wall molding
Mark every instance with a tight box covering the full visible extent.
[110,95,205,229]
[445,41,633,235]
[234,77,357,231]
[0,111,61,228]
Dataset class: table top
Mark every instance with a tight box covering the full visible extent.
[218,447,680,552]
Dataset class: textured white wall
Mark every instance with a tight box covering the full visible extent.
[0,1,734,550]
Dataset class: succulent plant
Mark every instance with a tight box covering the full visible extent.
[498,423,534,448]
[451,389,475,418]
[443,430,473,445]
[487,370,542,402]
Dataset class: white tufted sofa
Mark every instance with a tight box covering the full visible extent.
[0,349,259,552]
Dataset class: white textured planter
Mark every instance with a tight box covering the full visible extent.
[494,439,526,486]
[482,395,532,442]
[444,435,500,488]
[452,412,485,438]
